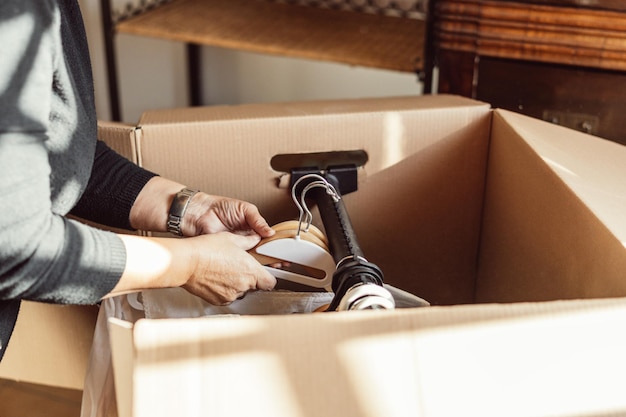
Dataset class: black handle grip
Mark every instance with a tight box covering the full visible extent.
[301,176,386,311]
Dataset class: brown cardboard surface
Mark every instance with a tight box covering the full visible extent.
[97,122,138,165]
[108,319,134,417]
[111,297,626,417]
[0,303,98,390]
[495,109,626,245]
[136,95,484,126]
[477,110,626,302]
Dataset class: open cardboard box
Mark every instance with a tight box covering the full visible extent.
[3,95,626,416]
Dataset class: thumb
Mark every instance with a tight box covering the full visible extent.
[226,232,262,251]
[226,232,276,291]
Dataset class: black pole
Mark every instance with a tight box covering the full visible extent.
[420,0,437,94]
[187,43,203,106]
[296,174,385,311]
[101,0,122,121]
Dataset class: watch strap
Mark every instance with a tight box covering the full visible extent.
[167,188,199,236]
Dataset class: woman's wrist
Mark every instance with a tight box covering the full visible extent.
[179,192,214,236]
[129,177,187,232]
[167,188,199,236]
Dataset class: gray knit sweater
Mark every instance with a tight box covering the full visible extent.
[0,0,156,360]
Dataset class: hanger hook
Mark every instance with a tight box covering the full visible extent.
[291,174,340,238]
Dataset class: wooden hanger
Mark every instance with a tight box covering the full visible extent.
[249,220,334,291]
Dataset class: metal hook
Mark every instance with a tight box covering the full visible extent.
[291,174,341,238]
[300,181,339,228]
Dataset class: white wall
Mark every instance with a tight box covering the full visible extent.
[79,0,423,123]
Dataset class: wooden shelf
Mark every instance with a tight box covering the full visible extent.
[116,0,426,73]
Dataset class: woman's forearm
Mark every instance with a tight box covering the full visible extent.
[105,234,193,298]
[107,231,276,305]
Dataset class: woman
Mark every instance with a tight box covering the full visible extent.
[0,0,276,361]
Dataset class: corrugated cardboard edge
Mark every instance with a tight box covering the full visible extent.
[108,318,135,417]
[136,94,486,127]
[98,121,140,165]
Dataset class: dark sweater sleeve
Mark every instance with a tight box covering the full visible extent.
[0,0,124,304]
[70,140,158,230]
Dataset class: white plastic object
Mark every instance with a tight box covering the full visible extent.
[337,283,395,311]
[254,237,335,291]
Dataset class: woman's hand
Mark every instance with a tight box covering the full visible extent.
[182,232,276,305]
[111,232,276,305]
[129,177,275,239]
[182,193,274,239]
[118,177,278,305]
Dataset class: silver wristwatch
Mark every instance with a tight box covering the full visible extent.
[167,188,199,236]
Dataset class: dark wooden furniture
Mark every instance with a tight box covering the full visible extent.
[433,0,626,144]
[101,0,431,121]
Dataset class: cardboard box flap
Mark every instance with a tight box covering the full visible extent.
[108,318,135,417]
[0,302,98,390]
[495,109,626,244]
[110,297,626,417]
[97,121,139,164]
[477,110,626,303]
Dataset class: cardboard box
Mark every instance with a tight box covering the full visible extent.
[4,95,626,416]
[108,95,626,417]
